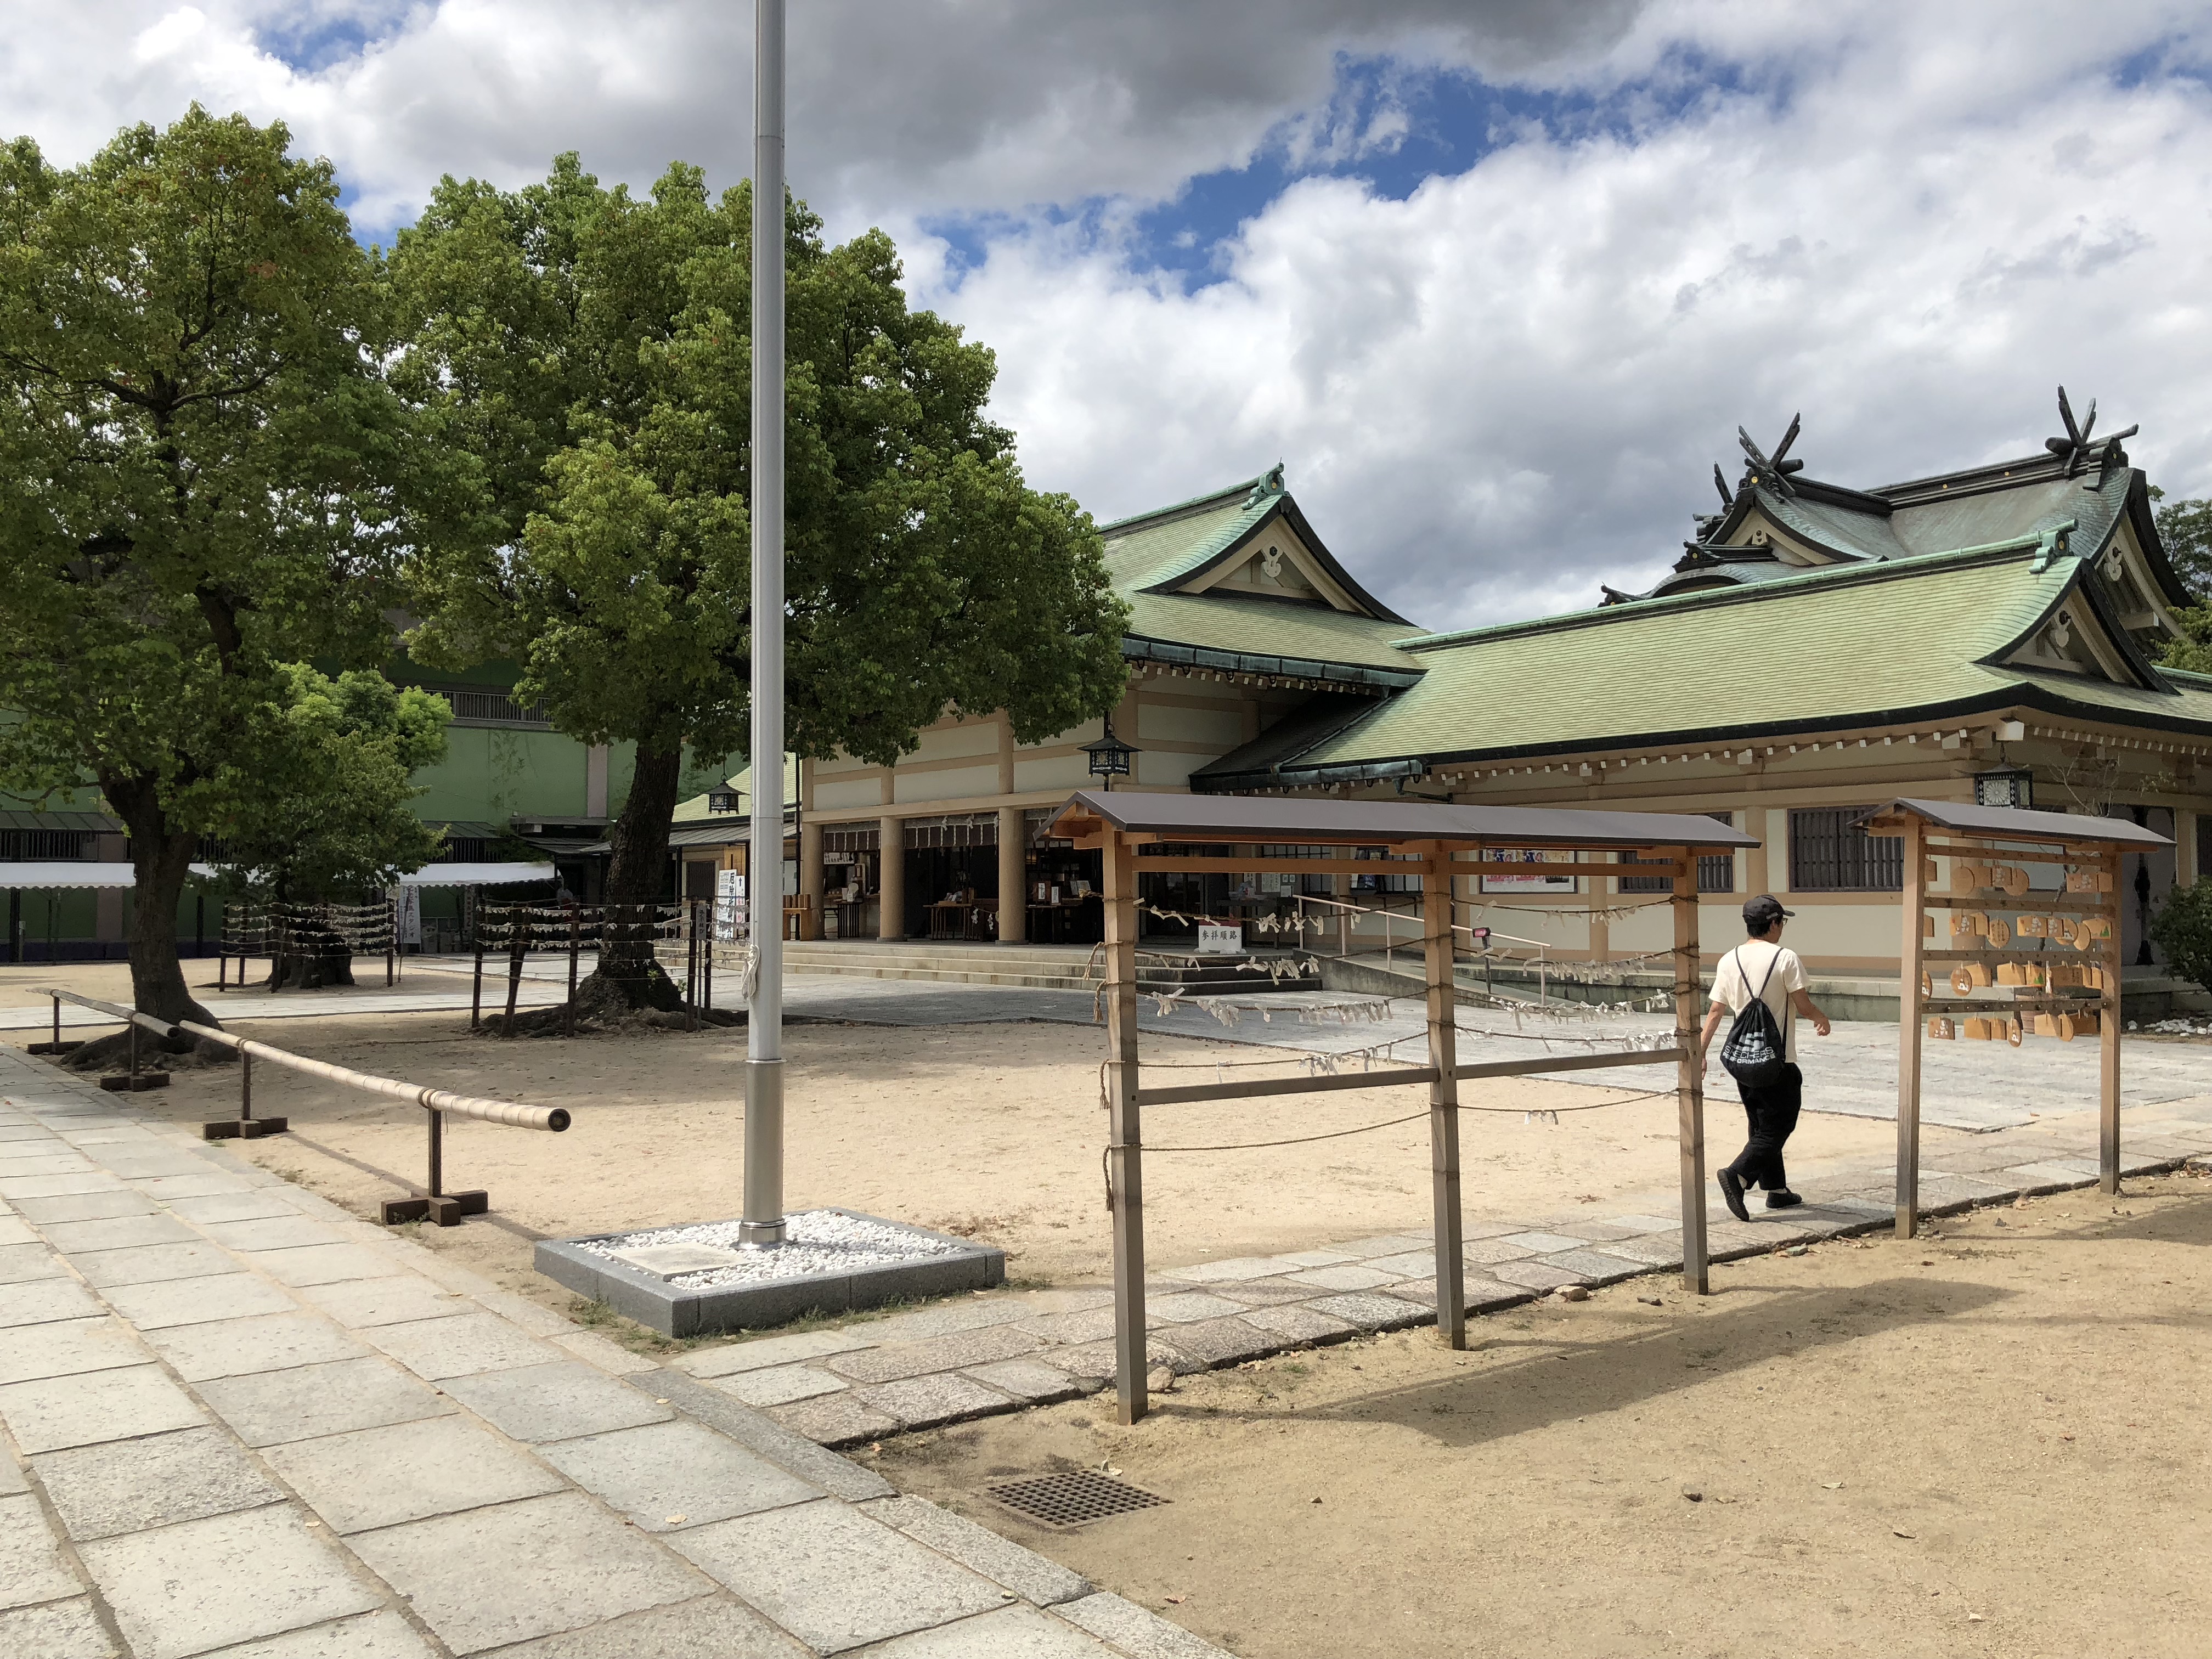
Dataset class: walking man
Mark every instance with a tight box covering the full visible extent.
[1700,894,1832,1219]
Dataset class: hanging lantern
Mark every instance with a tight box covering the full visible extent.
[1081,719,1141,791]
[707,788,741,814]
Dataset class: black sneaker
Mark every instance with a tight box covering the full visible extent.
[1717,1167,1750,1222]
[1765,1189,1804,1209]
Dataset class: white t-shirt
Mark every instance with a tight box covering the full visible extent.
[1710,941,1808,1064]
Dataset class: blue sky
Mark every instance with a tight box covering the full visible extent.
[7,1,2210,628]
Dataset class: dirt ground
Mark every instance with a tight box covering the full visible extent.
[40,981,1906,1316]
[879,1172,2212,1659]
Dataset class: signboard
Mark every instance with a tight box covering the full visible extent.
[392,887,422,946]
[1477,850,1578,894]
[1196,923,1244,955]
[715,868,746,943]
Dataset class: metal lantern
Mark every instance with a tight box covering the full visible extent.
[1973,766,2034,811]
[707,788,741,814]
[1081,719,1139,791]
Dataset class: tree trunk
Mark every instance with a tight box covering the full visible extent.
[103,771,218,1029]
[586,742,685,1009]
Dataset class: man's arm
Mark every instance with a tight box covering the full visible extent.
[1790,987,1832,1037]
[1699,1001,1728,1070]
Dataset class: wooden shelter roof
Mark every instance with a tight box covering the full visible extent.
[1049,789,1759,850]
[1854,798,2175,848]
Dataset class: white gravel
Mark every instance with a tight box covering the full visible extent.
[579,1207,964,1286]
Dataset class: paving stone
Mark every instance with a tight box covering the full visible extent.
[551,1330,661,1375]
[0,1215,35,1245]
[670,1498,1006,1654]
[0,1241,64,1284]
[200,1357,454,1448]
[0,1598,119,1658]
[40,1212,200,1254]
[1589,1235,1684,1268]
[1363,1249,1437,1278]
[1500,1230,1592,1254]
[349,1491,712,1656]
[103,1272,302,1331]
[1463,1236,1538,1265]
[863,1494,1092,1606]
[850,1299,1035,1344]
[1059,1590,1226,1658]
[0,1491,79,1609]
[668,1328,876,1379]
[72,1240,242,1288]
[537,1418,821,1533]
[1143,1291,1254,1325]
[296,1275,473,1330]
[1491,1260,1592,1291]
[1149,1316,1277,1368]
[766,1392,900,1448]
[1272,1249,1359,1268]
[1044,1337,1194,1383]
[854,1373,1017,1430]
[1153,1255,1294,1283]
[160,1189,303,1225]
[0,1451,20,1496]
[0,1153,91,1178]
[263,1415,567,1535]
[129,1173,252,1201]
[199,1611,438,1657]
[1300,1293,1430,1331]
[1199,1277,1321,1307]
[0,1317,149,1385]
[0,1363,207,1453]
[1559,1219,1658,1242]
[473,1595,805,1658]
[1015,1306,1121,1345]
[826,1324,1040,1385]
[148,1311,371,1381]
[1277,1263,1399,1292]
[1237,1302,1357,1344]
[13,1190,157,1223]
[1538,1249,1647,1283]
[363,1312,565,1381]
[438,1361,673,1444]
[197,1215,343,1252]
[859,1604,1110,1657]
[963,1357,1090,1404]
[80,1503,381,1659]
[246,1243,402,1288]
[708,1363,849,1408]
[36,1424,278,1541]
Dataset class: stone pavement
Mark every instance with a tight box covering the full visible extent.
[658,1083,2212,1451]
[0,1049,1227,1659]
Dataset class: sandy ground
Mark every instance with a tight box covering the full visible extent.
[878,1172,2212,1659]
[12,988,1914,1316]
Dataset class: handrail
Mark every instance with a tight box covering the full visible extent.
[32,987,565,1226]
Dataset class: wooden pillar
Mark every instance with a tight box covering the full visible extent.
[1102,835,1147,1423]
[1672,855,1708,1294]
[997,806,1025,944]
[799,816,824,942]
[877,815,905,940]
[2098,848,2123,1194]
[1424,850,1465,1347]
[1895,817,1927,1239]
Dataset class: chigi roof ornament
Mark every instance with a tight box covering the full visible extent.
[1736,413,1805,496]
[2045,386,2139,489]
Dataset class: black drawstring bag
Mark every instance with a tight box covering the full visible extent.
[1719,947,1788,1088]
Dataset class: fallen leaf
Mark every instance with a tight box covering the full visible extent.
[664,1515,687,1526]
[1893,1528,1916,1539]
[1821,1482,1843,1491]
[1165,1595,1187,1605]
[1967,1612,1985,1622]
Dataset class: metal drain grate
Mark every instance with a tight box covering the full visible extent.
[988,1470,1170,1528]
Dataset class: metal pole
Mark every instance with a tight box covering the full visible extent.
[741,0,788,1248]
[51,993,59,1048]
[241,1051,252,1124]
[1424,851,1464,1349]
[1103,836,1146,1421]
[428,1108,443,1199]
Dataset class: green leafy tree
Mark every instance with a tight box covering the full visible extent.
[2150,879,2212,998]
[391,157,1127,1004]
[204,668,452,989]
[0,108,473,1029]
[2151,488,2212,600]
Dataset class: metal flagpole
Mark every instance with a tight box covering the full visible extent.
[741,0,788,1248]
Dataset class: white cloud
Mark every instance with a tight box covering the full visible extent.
[4,1,2210,633]
[922,2,2212,629]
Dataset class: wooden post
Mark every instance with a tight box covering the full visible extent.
[565,902,580,1039]
[878,815,905,940]
[687,901,701,1031]
[471,924,484,1032]
[2098,849,2123,1194]
[503,914,524,1037]
[386,894,396,987]
[1102,834,1147,1424]
[1895,816,1927,1239]
[1424,850,1465,1347]
[997,805,1026,944]
[1672,855,1708,1294]
[241,1050,252,1124]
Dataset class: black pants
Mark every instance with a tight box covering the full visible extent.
[1726,1063,1802,1192]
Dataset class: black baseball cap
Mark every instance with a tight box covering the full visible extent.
[1742,895,1795,927]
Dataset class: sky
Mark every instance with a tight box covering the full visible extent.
[6,0,2211,631]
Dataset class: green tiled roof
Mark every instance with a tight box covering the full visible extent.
[1124,591,1424,675]
[1101,477,1278,592]
[1266,544,2212,774]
